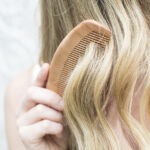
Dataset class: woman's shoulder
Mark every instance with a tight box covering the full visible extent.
[5,64,41,108]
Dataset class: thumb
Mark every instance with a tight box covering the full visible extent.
[33,63,50,88]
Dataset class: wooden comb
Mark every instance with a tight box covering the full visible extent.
[46,19,111,97]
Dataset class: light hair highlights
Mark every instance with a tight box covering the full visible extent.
[39,0,150,149]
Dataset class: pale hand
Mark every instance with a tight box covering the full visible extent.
[16,63,69,150]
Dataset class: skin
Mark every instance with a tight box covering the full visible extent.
[5,63,68,150]
[5,63,150,150]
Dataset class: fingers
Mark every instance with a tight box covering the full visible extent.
[17,104,63,126]
[16,63,67,148]
[21,86,64,112]
[33,63,50,88]
[18,120,63,142]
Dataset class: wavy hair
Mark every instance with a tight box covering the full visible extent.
[39,0,150,149]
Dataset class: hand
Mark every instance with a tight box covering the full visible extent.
[16,63,69,150]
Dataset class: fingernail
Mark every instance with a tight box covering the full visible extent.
[39,64,45,73]
[42,63,49,70]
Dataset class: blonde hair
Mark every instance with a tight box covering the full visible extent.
[39,0,150,149]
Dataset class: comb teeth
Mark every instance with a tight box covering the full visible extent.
[46,20,111,97]
[58,31,110,96]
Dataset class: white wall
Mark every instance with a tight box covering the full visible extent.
[0,0,40,149]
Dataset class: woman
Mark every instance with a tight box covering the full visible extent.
[5,0,150,150]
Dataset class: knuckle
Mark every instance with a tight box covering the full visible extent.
[47,110,63,122]
[36,104,45,113]
[49,91,61,103]
[36,105,63,122]
[42,120,50,131]
[55,112,63,121]
[41,120,63,134]
[18,127,29,143]
[55,124,63,134]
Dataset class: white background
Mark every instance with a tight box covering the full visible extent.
[0,0,40,149]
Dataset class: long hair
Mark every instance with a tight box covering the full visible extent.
[39,0,150,149]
